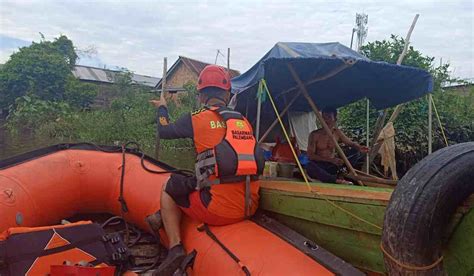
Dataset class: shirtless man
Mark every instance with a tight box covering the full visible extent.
[306,107,368,184]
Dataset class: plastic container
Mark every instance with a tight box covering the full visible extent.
[278,163,296,178]
[263,161,278,177]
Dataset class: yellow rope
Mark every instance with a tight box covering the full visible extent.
[380,243,443,270]
[261,79,383,231]
[261,79,312,191]
[430,96,449,147]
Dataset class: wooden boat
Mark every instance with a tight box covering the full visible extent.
[0,143,362,275]
[258,142,474,275]
[229,42,474,275]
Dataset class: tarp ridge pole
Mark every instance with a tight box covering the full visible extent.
[287,63,364,186]
[366,14,420,168]
[278,63,353,99]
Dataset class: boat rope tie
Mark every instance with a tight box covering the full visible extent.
[380,243,443,271]
[197,224,251,276]
[262,79,383,231]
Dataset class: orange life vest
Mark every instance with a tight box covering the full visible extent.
[195,107,263,189]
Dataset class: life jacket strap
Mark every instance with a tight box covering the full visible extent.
[245,175,251,219]
[216,109,243,119]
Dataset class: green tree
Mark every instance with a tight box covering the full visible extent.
[0,35,78,109]
[339,35,472,175]
[63,75,98,109]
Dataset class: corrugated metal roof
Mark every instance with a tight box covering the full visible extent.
[72,66,115,83]
[72,65,160,87]
[131,74,161,87]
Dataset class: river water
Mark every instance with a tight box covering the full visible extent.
[0,122,195,170]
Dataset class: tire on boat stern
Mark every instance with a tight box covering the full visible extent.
[381,142,474,275]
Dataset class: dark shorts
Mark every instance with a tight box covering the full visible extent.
[164,173,241,225]
[306,161,339,183]
[306,148,365,183]
[164,173,211,208]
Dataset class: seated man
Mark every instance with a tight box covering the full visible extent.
[150,65,263,275]
[306,107,368,184]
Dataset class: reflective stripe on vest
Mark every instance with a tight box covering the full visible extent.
[238,154,255,161]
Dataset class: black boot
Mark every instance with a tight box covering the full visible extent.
[154,243,186,276]
[145,211,163,237]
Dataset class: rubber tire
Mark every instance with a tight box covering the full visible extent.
[382,142,474,275]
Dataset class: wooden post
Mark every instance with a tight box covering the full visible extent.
[366,14,420,168]
[155,57,167,159]
[227,48,230,73]
[287,64,364,185]
[258,90,301,143]
[162,57,168,98]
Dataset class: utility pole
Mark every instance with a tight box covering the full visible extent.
[227,48,230,72]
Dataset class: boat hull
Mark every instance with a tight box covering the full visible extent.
[259,179,474,275]
[0,144,348,275]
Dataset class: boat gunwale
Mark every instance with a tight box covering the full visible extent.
[260,179,393,205]
[0,143,178,172]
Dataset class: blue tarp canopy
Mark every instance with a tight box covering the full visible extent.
[231,42,433,118]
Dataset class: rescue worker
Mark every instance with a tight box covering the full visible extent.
[149,65,263,275]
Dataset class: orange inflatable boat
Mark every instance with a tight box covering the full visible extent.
[0,143,361,275]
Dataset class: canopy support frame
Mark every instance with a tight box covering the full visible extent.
[276,61,355,101]
[258,60,355,144]
[258,90,302,143]
[365,14,420,168]
[287,63,364,186]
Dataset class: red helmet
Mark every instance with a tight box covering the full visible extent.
[197,65,231,91]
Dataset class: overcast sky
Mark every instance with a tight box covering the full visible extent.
[0,0,472,79]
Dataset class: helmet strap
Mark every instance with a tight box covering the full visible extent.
[204,96,227,106]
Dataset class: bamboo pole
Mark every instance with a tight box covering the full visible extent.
[277,62,353,99]
[345,173,397,186]
[287,64,364,186]
[366,14,420,168]
[155,57,167,159]
[227,48,230,73]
